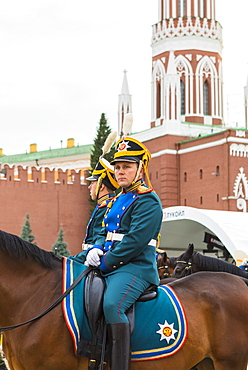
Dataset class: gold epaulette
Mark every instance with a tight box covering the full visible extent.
[98,200,108,208]
[136,184,153,193]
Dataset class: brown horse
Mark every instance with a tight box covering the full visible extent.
[156,251,176,280]
[0,230,248,370]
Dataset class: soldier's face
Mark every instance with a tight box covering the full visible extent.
[88,181,97,201]
[114,162,138,188]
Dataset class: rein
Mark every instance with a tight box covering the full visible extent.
[0,266,93,333]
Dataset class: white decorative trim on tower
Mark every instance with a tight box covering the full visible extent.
[151,0,223,131]
[165,51,181,122]
[244,75,248,129]
[152,17,222,45]
[233,168,248,212]
[230,143,248,157]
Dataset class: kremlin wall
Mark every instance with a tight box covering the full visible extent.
[0,163,91,255]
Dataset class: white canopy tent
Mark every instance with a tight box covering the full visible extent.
[160,206,248,265]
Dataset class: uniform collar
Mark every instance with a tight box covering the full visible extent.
[122,179,143,193]
[97,192,115,205]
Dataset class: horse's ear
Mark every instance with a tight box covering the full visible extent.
[185,243,194,258]
[163,251,168,262]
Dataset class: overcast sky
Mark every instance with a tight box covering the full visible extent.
[0,0,247,155]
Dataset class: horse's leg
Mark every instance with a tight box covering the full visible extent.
[213,359,247,370]
[130,356,206,370]
[193,358,214,370]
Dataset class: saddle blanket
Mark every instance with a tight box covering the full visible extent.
[62,257,188,361]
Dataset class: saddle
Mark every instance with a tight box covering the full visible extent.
[77,269,157,369]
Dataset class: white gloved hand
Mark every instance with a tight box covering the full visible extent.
[85,248,104,266]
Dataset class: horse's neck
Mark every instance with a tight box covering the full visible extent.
[192,252,201,272]
[0,254,61,324]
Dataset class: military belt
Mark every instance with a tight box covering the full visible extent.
[82,243,93,250]
[106,232,157,247]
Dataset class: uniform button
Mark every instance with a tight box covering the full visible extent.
[120,261,124,265]
[117,215,120,218]
[116,223,119,226]
[122,206,125,210]
[113,266,116,268]
[133,195,136,198]
[106,224,108,227]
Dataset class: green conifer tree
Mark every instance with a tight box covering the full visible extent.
[20,214,36,244]
[90,113,115,170]
[52,227,70,257]
[88,113,117,212]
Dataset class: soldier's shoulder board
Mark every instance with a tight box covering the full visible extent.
[98,201,108,208]
[136,184,153,194]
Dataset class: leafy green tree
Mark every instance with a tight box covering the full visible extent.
[90,113,116,170]
[20,214,36,244]
[52,227,70,257]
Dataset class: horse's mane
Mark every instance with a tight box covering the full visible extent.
[194,252,248,277]
[0,230,61,268]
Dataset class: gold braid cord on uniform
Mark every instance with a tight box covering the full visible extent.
[132,160,143,184]
[125,180,143,193]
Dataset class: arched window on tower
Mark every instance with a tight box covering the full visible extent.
[156,80,161,119]
[184,0,187,15]
[198,0,205,17]
[203,81,209,115]
[178,0,187,16]
[180,80,185,115]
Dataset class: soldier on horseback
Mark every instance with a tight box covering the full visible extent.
[71,134,120,264]
[84,114,163,370]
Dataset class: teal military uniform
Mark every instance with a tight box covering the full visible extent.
[84,193,116,246]
[89,180,163,323]
[70,154,119,264]
[84,118,163,370]
[70,193,116,264]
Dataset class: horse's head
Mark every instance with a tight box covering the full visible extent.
[156,250,176,279]
[171,243,195,278]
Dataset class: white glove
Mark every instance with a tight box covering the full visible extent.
[85,248,104,266]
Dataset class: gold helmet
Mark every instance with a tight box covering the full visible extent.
[87,131,119,197]
[111,113,152,187]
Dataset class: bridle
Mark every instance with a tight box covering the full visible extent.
[157,252,173,279]
[157,263,171,279]
[173,259,193,277]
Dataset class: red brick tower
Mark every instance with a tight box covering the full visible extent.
[151,0,223,128]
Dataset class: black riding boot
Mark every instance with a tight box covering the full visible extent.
[108,323,131,370]
[0,362,7,370]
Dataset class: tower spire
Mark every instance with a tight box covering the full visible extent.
[118,70,132,136]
